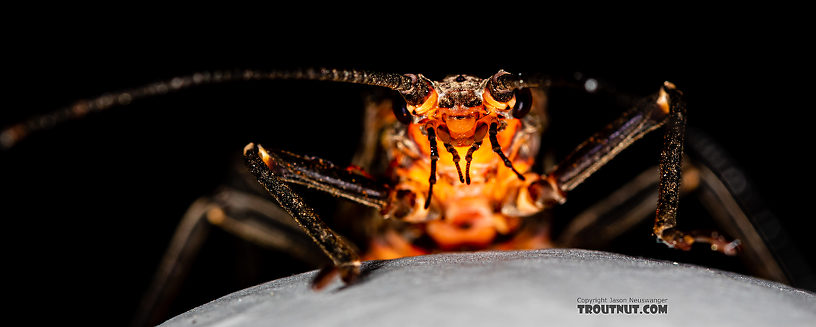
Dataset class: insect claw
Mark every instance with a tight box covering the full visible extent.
[339,261,361,284]
[527,177,566,208]
[710,235,742,256]
[311,261,361,290]
[312,266,339,290]
[724,239,742,256]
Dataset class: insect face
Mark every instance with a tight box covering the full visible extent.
[406,73,521,147]
[428,74,490,146]
[392,72,530,209]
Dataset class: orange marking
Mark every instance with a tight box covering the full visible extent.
[345,164,373,179]
[408,89,438,115]
[482,87,510,111]
[657,84,672,114]
[256,144,273,168]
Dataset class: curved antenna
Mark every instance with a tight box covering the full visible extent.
[486,70,552,102]
[1,68,430,150]
[486,70,632,106]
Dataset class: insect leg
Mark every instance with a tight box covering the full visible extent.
[135,188,329,325]
[652,85,739,255]
[243,143,389,288]
[545,83,738,255]
[686,129,815,288]
[133,197,215,327]
[557,163,699,249]
[247,147,390,208]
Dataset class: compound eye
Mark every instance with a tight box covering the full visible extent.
[392,96,413,124]
[512,88,533,118]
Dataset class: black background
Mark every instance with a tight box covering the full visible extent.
[2,21,813,326]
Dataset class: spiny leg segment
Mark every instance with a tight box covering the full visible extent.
[243,143,389,288]
[543,82,739,255]
[653,85,740,254]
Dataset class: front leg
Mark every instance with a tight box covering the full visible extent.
[243,143,389,288]
[531,82,739,255]
[653,84,740,254]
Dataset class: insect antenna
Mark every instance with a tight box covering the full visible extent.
[488,71,628,105]
[1,68,430,150]
[486,71,549,102]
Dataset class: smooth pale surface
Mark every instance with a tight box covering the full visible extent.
[160,249,815,327]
